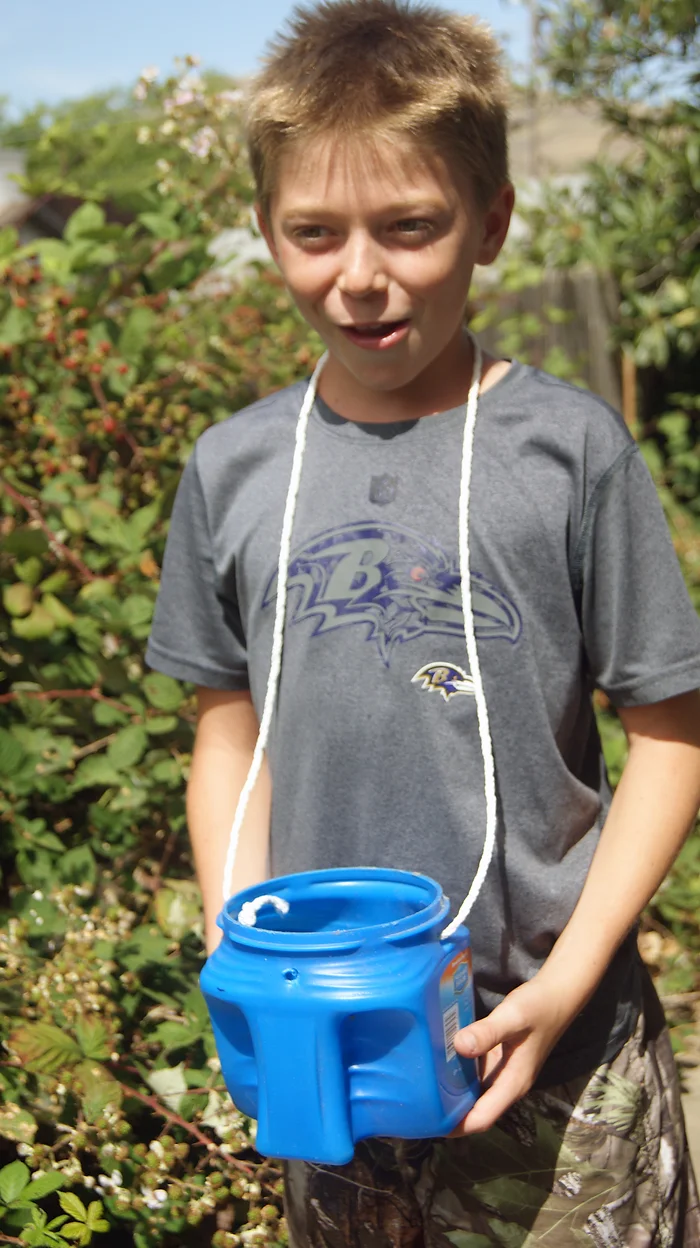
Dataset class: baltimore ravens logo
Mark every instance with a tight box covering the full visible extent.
[262,521,522,667]
[412,663,475,702]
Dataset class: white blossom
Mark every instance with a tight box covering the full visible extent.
[186,126,217,160]
[141,1186,168,1209]
[98,1169,123,1191]
[141,65,160,83]
[218,89,244,105]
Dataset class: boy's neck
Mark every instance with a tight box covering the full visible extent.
[317,329,510,424]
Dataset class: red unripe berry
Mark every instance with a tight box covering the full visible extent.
[117,364,129,375]
[98,340,111,353]
[63,357,78,370]
[14,296,27,308]
[103,415,117,433]
[90,363,102,375]
[44,330,57,343]
[72,328,88,344]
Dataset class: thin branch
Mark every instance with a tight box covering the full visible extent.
[0,476,98,583]
[0,687,134,714]
[117,1081,257,1177]
[72,733,117,760]
[633,224,700,290]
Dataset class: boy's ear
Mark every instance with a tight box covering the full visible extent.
[476,182,515,267]
[255,204,279,264]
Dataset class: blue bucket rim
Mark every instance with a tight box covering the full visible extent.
[218,867,454,952]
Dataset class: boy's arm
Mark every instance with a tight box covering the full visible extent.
[454,687,700,1134]
[187,688,271,955]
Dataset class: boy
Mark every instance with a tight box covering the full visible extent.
[146,1,700,1243]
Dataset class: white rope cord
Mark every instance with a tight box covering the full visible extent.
[222,352,328,902]
[222,336,498,939]
[440,335,497,939]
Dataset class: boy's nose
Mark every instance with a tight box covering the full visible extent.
[336,236,389,298]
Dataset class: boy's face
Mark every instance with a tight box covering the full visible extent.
[259,135,513,407]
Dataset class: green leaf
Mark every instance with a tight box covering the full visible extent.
[86,1200,108,1231]
[9,1022,82,1074]
[0,1104,37,1144]
[3,582,34,617]
[119,594,154,630]
[64,202,106,242]
[154,884,202,941]
[41,594,75,628]
[60,505,86,535]
[0,1160,30,1205]
[118,306,157,362]
[1,528,49,557]
[138,212,181,240]
[142,672,183,711]
[71,755,123,792]
[93,701,129,727]
[74,1018,111,1062]
[0,304,33,346]
[145,715,179,734]
[146,1062,187,1112]
[58,1193,87,1222]
[12,605,56,640]
[126,501,159,544]
[39,571,70,594]
[106,725,148,770]
[0,728,27,777]
[22,1172,66,1202]
[118,925,171,971]
[17,849,56,890]
[15,556,43,586]
[58,845,98,887]
[78,579,115,604]
[72,1060,123,1124]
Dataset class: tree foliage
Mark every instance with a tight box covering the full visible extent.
[0,64,317,1248]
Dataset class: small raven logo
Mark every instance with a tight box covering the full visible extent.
[412,662,476,702]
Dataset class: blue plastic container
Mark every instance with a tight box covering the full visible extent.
[200,867,479,1164]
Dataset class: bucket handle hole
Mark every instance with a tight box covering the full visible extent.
[283,968,298,982]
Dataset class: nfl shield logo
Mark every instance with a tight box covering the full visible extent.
[369,474,398,505]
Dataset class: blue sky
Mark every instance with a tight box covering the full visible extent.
[2,1,530,113]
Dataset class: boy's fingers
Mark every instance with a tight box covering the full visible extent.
[454,1003,528,1059]
[453,1071,529,1135]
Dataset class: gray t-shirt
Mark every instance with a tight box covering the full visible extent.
[146,360,700,1084]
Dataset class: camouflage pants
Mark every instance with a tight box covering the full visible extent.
[285,985,700,1247]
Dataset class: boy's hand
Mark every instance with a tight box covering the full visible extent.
[450,978,570,1135]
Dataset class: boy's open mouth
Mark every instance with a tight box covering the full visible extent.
[339,319,411,350]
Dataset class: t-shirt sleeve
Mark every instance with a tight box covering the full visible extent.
[576,444,700,706]
[145,446,249,690]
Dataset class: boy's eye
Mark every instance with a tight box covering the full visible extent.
[391,218,434,238]
[293,225,331,242]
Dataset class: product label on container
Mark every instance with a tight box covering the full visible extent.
[439,948,475,1083]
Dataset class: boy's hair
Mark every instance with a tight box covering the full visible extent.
[247,0,510,215]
